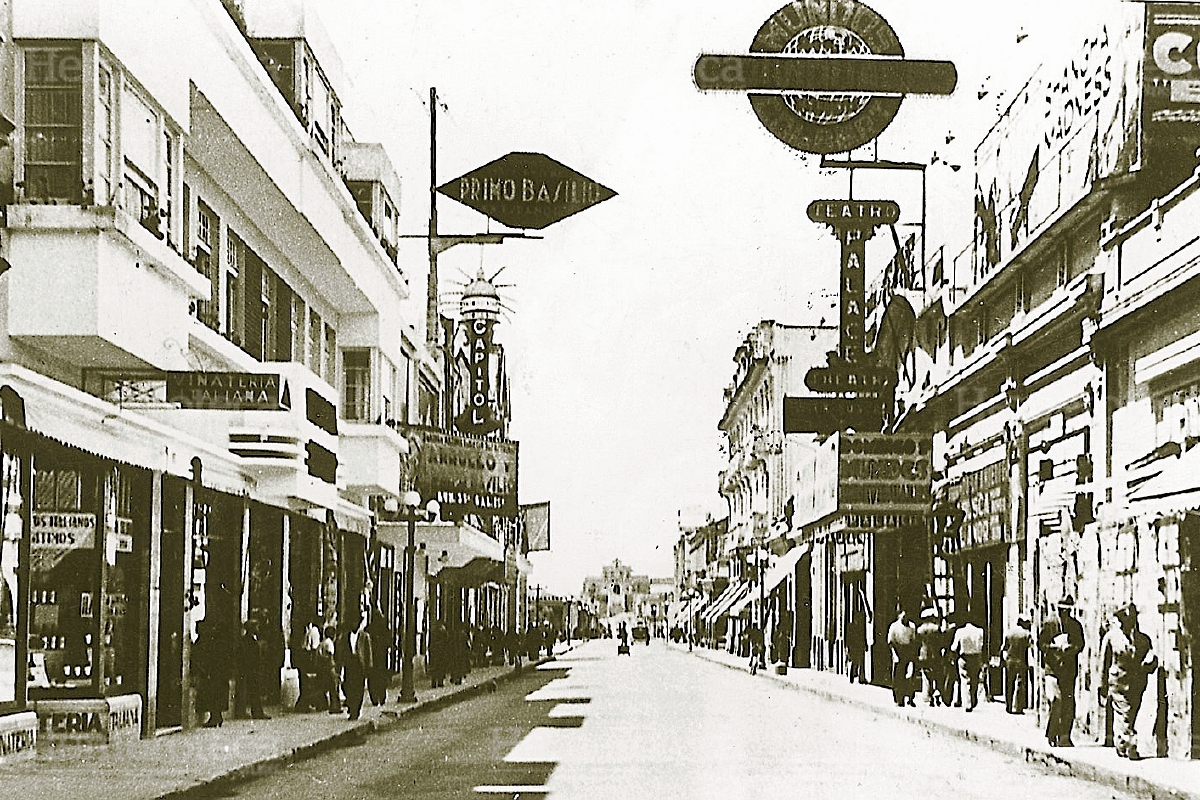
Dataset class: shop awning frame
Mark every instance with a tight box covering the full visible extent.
[763,542,812,593]
[704,582,750,623]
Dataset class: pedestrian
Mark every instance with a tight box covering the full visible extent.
[365,608,392,706]
[746,621,764,675]
[428,621,448,688]
[886,608,917,707]
[846,607,867,684]
[294,618,322,712]
[1038,595,1085,747]
[915,607,944,706]
[950,613,985,712]
[1100,603,1158,760]
[525,625,541,662]
[237,619,270,719]
[1001,615,1033,714]
[940,614,960,707]
[337,616,373,720]
[320,624,341,713]
[450,623,470,684]
[191,619,232,727]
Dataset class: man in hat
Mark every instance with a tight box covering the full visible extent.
[915,607,944,706]
[1038,595,1085,746]
[1001,615,1033,714]
[950,613,986,712]
[886,608,917,706]
[1099,604,1158,759]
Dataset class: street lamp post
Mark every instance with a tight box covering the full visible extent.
[393,490,440,704]
[752,543,769,672]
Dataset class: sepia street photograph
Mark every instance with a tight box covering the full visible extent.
[1,0,1199,797]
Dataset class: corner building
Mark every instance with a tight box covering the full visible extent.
[0,0,436,754]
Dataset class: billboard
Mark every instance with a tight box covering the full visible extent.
[974,8,1143,281]
[404,426,518,519]
[837,432,931,514]
[521,502,551,552]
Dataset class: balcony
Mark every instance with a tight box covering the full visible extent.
[339,420,410,497]
[137,361,340,510]
[6,204,210,370]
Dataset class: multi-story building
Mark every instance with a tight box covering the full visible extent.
[0,0,530,755]
[865,4,1200,758]
[714,322,835,661]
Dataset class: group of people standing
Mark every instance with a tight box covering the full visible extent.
[882,595,1158,760]
[191,609,392,728]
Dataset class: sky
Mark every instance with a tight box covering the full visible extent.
[319,0,1131,595]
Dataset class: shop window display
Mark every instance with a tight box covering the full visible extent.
[28,456,147,697]
[0,452,22,704]
[30,464,98,693]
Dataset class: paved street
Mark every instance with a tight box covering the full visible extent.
[203,640,1139,800]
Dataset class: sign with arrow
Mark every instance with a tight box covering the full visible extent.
[437,152,616,230]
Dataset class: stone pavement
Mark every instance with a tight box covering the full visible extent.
[678,641,1200,800]
[0,645,574,800]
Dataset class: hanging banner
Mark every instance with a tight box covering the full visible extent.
[522,501,551,552]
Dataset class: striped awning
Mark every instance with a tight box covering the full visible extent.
[704,583,750,623]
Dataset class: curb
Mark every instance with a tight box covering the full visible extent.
[687,647,1198,800]
[158,653,565,800]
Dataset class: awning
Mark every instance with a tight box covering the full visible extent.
[730,586,756,618]
[701,582,740,623]
[704,583,750,623]
[1128,445,1200,517]
[763,542,811,593]
[438,555,504,587]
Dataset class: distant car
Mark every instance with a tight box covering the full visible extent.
[632,623,650,643]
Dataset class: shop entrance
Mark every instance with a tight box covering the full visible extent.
[155,477,186,729]
[794,553,812,668]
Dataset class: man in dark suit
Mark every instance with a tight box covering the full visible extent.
[337,617,374,720]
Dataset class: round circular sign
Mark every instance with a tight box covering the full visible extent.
[749,0,904,154]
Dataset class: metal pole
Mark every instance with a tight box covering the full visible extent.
[400,514,417,703]
[688,593,694,652]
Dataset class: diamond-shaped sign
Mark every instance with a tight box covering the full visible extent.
[437,152,616,230]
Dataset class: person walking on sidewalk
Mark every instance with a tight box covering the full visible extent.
[237,619,270,720]
[294,618,322,712]
[1038,595,1085,747]
[1001,615,1033,714]
[365,607,391,706]
[887,608,917,707]
[192,619,232,727]
[337,616,374,720]
[319,624,341,713]
[951,614,985,712]
[1100,603,1158,760]
[746,621,764,675]
[916,607,944,706]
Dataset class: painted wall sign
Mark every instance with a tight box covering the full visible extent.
[693,0,956,154]
[165,371,287,410]
[437,152,616,230]
[973,9,1142,281]
[404,426,518,519]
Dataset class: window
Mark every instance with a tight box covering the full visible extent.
[381,356,397,425]
[323,324,337,385]
[225,233,244,345]
[307,309,322,374]
[190,197,220,331]
[0,453,23,706]
[291,295,306,366]
[342,350,371,422]
[347,180,372,224]
[23,45,83,203]
[1056,237,1071,288]
[94,65,113,204]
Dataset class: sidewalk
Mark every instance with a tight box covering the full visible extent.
[677,642,1199,800]
[0,646,573,800]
